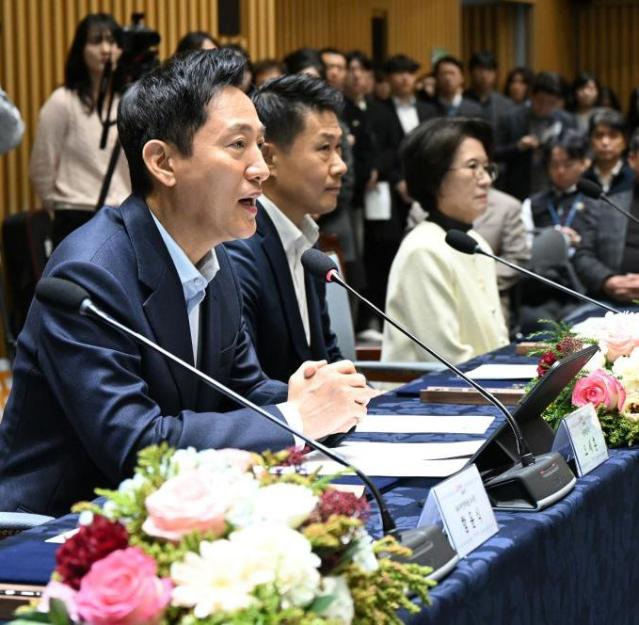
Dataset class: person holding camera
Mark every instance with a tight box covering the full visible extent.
[495,72,576,201]
[29,13,130,247]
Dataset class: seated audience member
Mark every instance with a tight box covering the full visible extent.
[252,58,284,87]
[226,75,346,382]
[518,132,593,330]
[568,72,602,135]
[496,71,575,200]
[175,30,219,54]
[382,118,508,365]
[0,50,375,517]
[0,83,24,153]
[574,128,639,303]
[473,188,530,325]
[464,51,513,129]
[503,66,534,106]
[431,55,483,119]
[29,13,131,247]
[582,108,634,195]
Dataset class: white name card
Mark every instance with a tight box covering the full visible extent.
[553,404,608,476]
[418,464,498,558]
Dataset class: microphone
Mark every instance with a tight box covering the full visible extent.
[445,229,620,314]
[35,276,459,580]
[577,177,639,226]
[302,248,576,511]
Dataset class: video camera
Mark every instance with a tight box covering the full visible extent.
[114,12,161,85]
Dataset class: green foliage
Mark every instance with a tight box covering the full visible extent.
[598,410,639,447]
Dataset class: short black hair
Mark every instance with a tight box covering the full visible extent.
[383,54,420,75]
[503,66,534,98]
[589,107,627,137]
[531,71,565,98]
[283,47,324,76]
[65,13,121,111]
[469,50,497,71]
[433,55,464,75]
[629,128,639,154]
[118,48,246,196]
[175,30,219,55]
[253,58,284,79]
[401,117,493,212]
[346,50,372,71]
[252,73,343,150]
[545,129,589,165]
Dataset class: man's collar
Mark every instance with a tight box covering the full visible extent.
[392,95,416,108]
[260,194,319,251]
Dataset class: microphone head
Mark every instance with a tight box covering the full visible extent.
[35,277,91,314]
[445,229,479,255]
[577,177,603,199]
[301,249,339,282]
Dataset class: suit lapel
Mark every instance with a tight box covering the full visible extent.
[120,196,198,408]
[257,206,309,361]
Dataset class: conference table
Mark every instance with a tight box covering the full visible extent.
[1,342,639,625]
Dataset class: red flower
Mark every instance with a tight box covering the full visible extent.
[537,351,558,377]
[279,446,310,467]
[556,336,584,355]
[315,490,370,522]
[55,515,129,590]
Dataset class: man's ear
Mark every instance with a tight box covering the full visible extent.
[261,141,278,177]
[142,140,177,188]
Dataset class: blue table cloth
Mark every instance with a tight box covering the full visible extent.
[2,343,639,625]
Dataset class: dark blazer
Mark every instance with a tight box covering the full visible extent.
[430,96,484,120]
[0,196,290,517]
[225,204,342,383]
[582,161,635,197]
[495,105,576,200]
[573,189,633,296]
[464,89,514,129]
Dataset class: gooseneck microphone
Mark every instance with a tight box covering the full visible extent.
[35,276,459,579]
[302,248,577,512]
[444,229,620,315]
[577,177,639,226]
[302,248,534,466]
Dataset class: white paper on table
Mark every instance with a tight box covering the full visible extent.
[356,414,494,435]
[301,440,483,478]
[364,181,391,220]
[302,455,470,478]
[46,528,79,543]
[465,364,538,380]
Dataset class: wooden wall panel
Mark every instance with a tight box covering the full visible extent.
[576,2,639,115]
[530,0,573,77]
[0,0,218,218]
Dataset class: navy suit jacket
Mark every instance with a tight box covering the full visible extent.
[0,195,290,517]
[225,204,342,383]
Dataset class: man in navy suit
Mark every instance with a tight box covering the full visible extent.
[0,50,374,517]
[226,74,346,382]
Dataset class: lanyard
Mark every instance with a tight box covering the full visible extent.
[547,193,582,228]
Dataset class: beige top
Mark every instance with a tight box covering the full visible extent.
[29,87,130,210]
[382,220,509,365]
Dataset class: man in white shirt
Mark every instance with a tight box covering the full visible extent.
[226,73,349,382]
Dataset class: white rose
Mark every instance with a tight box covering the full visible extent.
[315,576,354,625]
[612,347,639,393]
[228,483,317,529]
[230,523,321,608]
[583,349,607,373]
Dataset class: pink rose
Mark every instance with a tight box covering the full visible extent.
[572,369,626,412]
[75,547,171,625]
[142,470,227,541]
[38,580,79,621]
[605,335,639,363]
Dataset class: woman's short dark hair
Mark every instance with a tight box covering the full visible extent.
[175,31,219,55]
[401,117,493,212]
[65,13,121,111]
[252,74,343,150]
[503,66,534,99]
[117,48,246,196]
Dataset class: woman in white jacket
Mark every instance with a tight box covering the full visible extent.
[382,117,509,365]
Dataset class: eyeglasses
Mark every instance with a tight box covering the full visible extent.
[449,160,498,182]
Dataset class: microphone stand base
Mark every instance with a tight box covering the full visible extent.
[392,525,460,581]
[483,451,576,512]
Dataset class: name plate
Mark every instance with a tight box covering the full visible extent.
[553,404,608,476]
[418,464,498,558]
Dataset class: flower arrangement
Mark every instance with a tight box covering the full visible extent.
[11,444,435,625]
[531,312,639,447]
